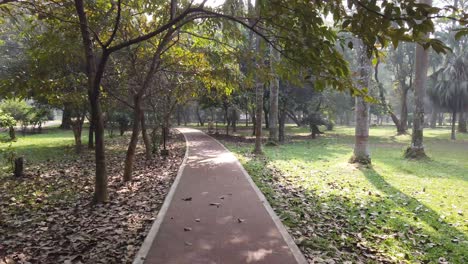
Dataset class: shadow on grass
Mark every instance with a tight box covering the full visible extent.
[240,154,468,263]
[360,167,468,262]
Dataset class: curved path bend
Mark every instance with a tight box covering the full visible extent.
[134,128,306,264]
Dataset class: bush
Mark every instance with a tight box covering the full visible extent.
[0,99,31,125]
[0,110,16,128]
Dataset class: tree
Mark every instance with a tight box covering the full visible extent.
[268,45,280,144]
[405,0,433,159]
[0,109,16,140]
[0,99,30,138]
[350,39,372,164]
[389,43,416,134]
[428,54,468,140]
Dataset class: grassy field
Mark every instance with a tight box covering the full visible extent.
[221,125,467,263]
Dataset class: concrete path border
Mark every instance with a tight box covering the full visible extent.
[132,130,190,264]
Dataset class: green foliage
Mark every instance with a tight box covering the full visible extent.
[0,99,31,124]
[428,54,468,112]
[0,109,16,128]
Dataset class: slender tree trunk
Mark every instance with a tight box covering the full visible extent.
[176,106,181,126]
[123,95,142,181]
[351,40,371,164]
[245,110,249,127]
[279,106,286,143]
[430,108,438,128]
[88,120,94,149]
[458,111,467,133]
[451,110,457,140]
[399,88,409,133]
[75,0,108,203]
[438,113,444,126]
[60,105,72,129]
[268,47,279,144]
[71,117,84,154]
[263,106,269,129]
[286,111,302,127]
[8,126,15,140]
[251,110,256,136]
[406,0,431,159]
[141,110,152,159]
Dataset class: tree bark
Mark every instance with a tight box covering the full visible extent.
[141,110,152,159]
[88,120,94,149]
[351,40,371,164]
[438,113,444,126]
[279,106,286,143]
[430,108,438,128]
[268,47,279,143]
[123,95,142,181]
[399,87,409,133]
[451,110,457,140]
[406,0,431,159]
[71,116,84,154]
[458,111,467,133]
[74,0,108,203]
[60,105,72,129]
[8,126,15,140]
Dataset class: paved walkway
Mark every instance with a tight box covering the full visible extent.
[135,128,306,264]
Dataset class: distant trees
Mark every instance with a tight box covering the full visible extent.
[428,54,468,140]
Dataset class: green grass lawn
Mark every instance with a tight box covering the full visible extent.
[0,128,88,168]
[222,125,468,263]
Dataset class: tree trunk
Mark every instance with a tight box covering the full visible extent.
[251,110,256,136]
[286,111,302,127]
[279,107,286,143]
[196,106,204,126]
[71,117,84,154]
[60,105,72,129]
[406,1,430,159]
[458,111,467,133]
[141,110,152,159]
[430,108,438,128]
[438,113,444,126]
[351,40,371,164]
[176,106,181,126]
[75,0,108,203]
[451,110,457,140]
[232,108,237,132]
[123,95,142,181]
[88,120,94,149]
[263,106,269,129]
[14,157,23,178]
[268,47,279,143]
[399,88,409,133]
[8,126,15,140]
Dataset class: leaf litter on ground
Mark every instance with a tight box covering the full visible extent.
[0,132,185,264]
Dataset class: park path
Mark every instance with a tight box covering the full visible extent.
[134,128,306,264]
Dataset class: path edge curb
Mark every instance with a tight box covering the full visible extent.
[205,131,308,264]
[132,128,190,264]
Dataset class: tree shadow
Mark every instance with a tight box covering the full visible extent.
[359,167,467,262]
[239,155,468,263]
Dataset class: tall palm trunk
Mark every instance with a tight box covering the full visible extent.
[451,110,457,140]
[351,40,372,164]
[405,0,431,159]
